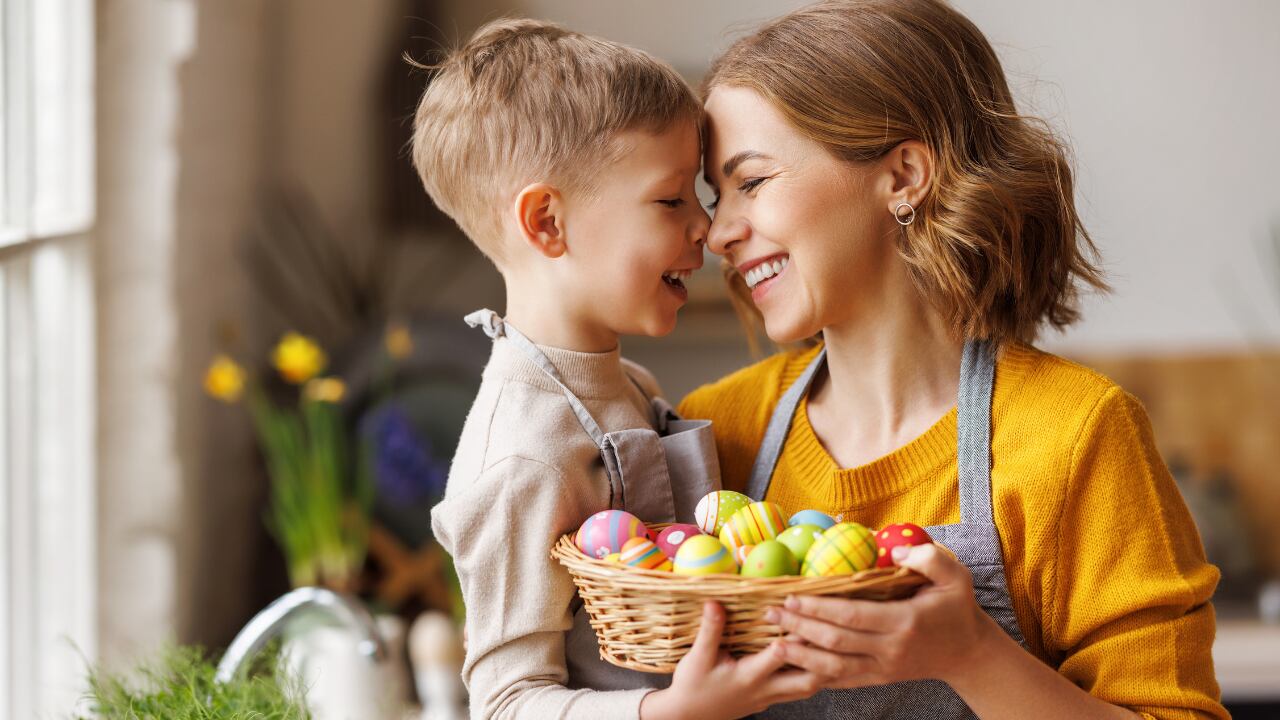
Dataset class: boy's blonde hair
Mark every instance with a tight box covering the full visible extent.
[707,0,1107,346]
[411,18,700,264]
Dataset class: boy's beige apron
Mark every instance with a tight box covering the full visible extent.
[745,340,1030,719]
[465,309,721,692]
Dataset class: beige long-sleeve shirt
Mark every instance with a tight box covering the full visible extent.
[431,335,670,720]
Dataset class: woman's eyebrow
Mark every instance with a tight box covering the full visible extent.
[722,150,769,178]
[705,150,771,187]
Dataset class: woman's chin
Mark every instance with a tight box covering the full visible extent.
[762,313,821,346]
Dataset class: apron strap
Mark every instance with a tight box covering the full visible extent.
[464,309,608,447]
[745,347,827,501]
[957,338,996,525]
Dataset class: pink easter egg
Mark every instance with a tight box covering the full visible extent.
[575,510,649,559]
[656,524,703,559]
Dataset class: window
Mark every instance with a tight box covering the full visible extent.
[0,0,96,717]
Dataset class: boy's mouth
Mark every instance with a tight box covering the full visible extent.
[662,269,693,291]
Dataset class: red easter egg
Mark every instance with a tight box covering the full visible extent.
[656,524,702,559]
[874,523,934,568]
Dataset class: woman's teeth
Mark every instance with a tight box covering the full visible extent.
[744,256,789,289]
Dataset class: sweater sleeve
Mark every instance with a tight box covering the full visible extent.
[430,455,654,720]
[1047,387,1227,720]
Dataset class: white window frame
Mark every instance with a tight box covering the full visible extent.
[1,0,96,717]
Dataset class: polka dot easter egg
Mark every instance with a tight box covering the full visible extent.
[741,540,800,577]
[673,535,738,576]
[802,522,878,577]
[694,490,751,536]
[575,510,650,560]
[656,524,703,559]
[875,523,934,568]
[719,501,788,552]
[620,537,673,572]
[788,509,837,530]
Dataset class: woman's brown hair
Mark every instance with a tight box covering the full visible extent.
[705,0,1106,346]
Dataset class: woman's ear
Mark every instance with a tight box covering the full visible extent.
[882,140,933,213]
[513,183,568,259]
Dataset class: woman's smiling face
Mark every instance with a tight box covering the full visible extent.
[703,86,902,344]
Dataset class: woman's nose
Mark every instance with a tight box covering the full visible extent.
[707,211,748,257]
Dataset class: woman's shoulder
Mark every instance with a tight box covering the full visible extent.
[678,343,823,423]
[995,342,1155,468]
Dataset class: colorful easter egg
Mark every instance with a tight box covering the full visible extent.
[719,501,788,552]
[694,490,751,536]
[874,523,934,568]
[673,535,737,576]
[656,524,703,559]
[741,540,800,577]
[604,553,621,563]
[789,509,837,530]
[802,522,878,577]
[776,524,824,563]
[732,544,756,567]
[575,510,650,560]
[620,537,673,571]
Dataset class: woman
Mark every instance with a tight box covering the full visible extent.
[680,1,1226,718]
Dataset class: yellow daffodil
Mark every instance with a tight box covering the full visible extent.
[385,321,413,361]
[273,332,327,385]
[204,354,246,403]
[305,377,347,404]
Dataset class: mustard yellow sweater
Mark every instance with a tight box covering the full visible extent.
[679,343,1226,720]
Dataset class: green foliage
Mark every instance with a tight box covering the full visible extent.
[77,644,310,720]
[249,390,371,591]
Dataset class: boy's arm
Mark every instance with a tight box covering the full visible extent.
[431,455,655,720]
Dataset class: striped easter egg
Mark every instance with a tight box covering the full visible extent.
[802,522,878,577]
[718,501,787,552]
[673,535,737,576]
[732,544,756,567]
[575,510,649,560]
[620,537,672,571]
[694,490,751,536]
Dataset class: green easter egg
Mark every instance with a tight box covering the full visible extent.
[740,540,799,578]
[776,524,823,563]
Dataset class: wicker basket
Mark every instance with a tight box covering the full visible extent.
[551,525,929,673]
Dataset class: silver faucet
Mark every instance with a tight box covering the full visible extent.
[215,586,388,685]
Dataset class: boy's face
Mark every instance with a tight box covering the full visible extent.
[560,121,710,341]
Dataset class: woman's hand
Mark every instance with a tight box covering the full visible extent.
[765,543,995,688]
[767,544,1141,719]
[640,601,823,720]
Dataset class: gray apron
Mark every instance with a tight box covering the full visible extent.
[465,309,721,691]
[746,340,1029,719]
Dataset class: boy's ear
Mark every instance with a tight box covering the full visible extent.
[881,139,933,213]
[513,183,567,259]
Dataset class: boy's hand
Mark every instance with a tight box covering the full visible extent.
[639,601,824,720]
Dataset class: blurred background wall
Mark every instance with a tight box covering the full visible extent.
[78,0,1280,714]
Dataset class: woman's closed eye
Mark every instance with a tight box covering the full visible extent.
[705,176,769,211]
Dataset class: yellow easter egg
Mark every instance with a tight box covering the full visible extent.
[604,553,621,563]
[802,522,878,577]
[673,535,737,576]
[719,501,788,552]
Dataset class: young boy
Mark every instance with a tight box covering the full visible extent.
[416,18,817,720]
